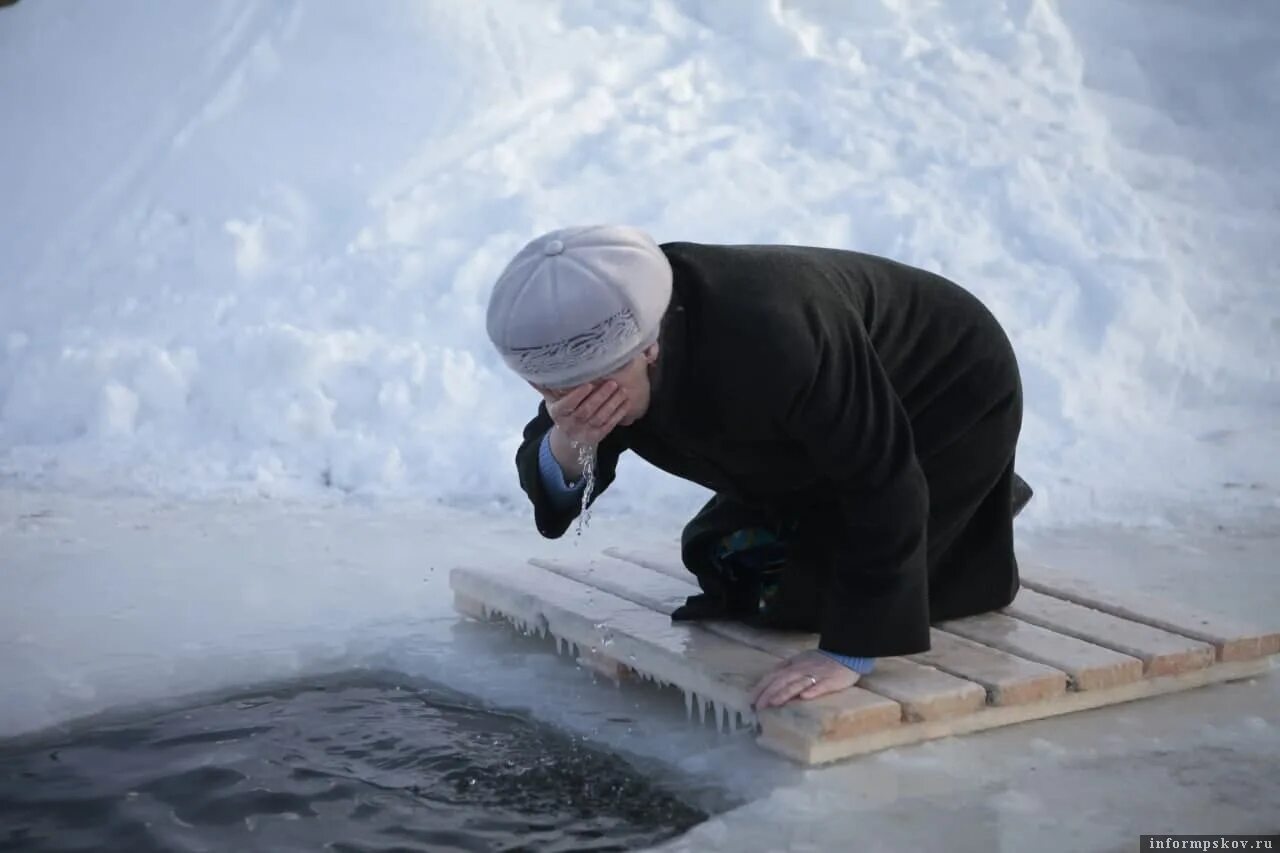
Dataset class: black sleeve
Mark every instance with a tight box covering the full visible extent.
[514,400,629,539]
[777,312,931,658]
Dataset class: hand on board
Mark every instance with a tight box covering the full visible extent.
[750,649,861,710]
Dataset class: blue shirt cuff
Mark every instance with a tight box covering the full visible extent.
[818,650,876,675]
[538,430,586,505]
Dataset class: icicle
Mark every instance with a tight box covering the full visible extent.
[555,636,564,656]
[696,696,707,726]
[684,690,693,720]
[720,704,729,734]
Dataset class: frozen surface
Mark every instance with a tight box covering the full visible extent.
[1,491,1276,849]
[2,0,1279,849]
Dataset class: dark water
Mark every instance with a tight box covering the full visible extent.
[0,674,708,852]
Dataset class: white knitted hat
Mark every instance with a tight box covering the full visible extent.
[486,225,673,388]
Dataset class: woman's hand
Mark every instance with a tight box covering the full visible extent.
[533,380,628,448]
[530,380,628,482]
[750,649,861,710]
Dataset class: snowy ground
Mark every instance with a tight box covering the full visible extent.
[2,0,1278,849]
[2,0,1278,527]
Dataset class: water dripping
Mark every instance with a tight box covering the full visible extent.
[573,441,598,536]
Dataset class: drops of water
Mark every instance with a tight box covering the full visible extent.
[573,441,598,536]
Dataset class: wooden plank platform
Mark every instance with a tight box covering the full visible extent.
[532,556,987,722]
[936,612,1145,690]
[453,548,1276,765]
[451,564,904,746]
[1021,565,1280,662]
[1002,588,1216,676]
[909,630,1069,706]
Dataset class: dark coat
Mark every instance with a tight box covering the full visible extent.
[514,242,1024,658]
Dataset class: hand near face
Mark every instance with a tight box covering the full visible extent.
[750,649,861,710]
[531,380,629,447]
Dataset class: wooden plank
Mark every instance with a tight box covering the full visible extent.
[452,592,490,621]
[840,658,987,722]
[1021,570,1280,662]
[911,630,1069,705]
[450,565,903,745]
[533,556,987,722]
[603,545,696,583]
[937,612,1144,691]
[1003,588,1216,676]
[530,556,694,614]
[763,656,1273,765]
[456,560,1275,766]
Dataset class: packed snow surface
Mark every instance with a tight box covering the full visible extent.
[2,0,1277,528]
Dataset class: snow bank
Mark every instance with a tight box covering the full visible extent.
[1,0,1277,528]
